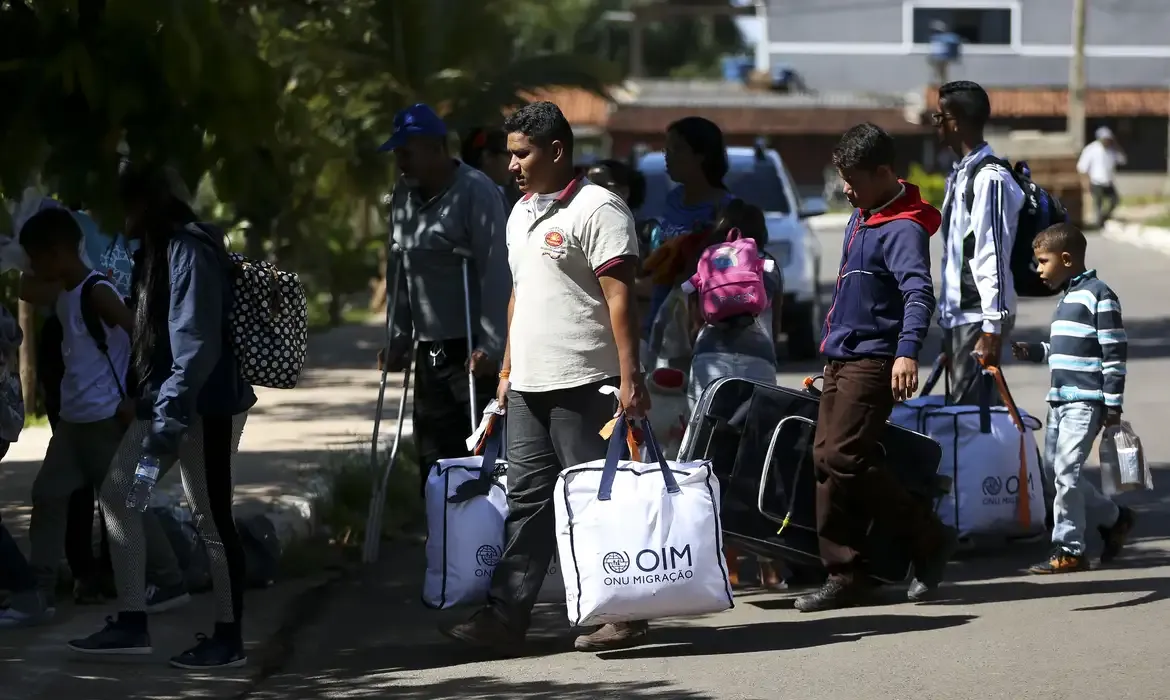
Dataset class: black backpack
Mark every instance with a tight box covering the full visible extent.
[79,276,129,400]
[964,157,1066,298]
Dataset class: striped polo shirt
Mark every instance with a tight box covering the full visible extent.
[1026,269,1127,409]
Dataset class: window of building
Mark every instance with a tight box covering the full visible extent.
[911,7,1014,46]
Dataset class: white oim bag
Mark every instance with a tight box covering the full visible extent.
[554,411,734,627]
[890,367,1045,539]
[422,402,563,608]
[422,405,508,609]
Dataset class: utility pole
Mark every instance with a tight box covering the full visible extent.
[1068,0,1087,149]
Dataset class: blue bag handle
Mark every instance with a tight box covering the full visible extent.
[597,416,682,501]
[448,414,506,504]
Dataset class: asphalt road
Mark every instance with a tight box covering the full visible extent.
[256,216,1170,700]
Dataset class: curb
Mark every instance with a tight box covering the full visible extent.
[1101,220,1170,256]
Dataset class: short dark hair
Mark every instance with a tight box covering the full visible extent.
[587,159,647,210]
[503,101,574,153]
[831,122,896,172]
[19,207,82,257]
[1033,222,1087,260]
[938,80,992,126]
[460,127,508,169]
[712,198,768,249]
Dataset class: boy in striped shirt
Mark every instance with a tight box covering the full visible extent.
[1012,223,1135,574]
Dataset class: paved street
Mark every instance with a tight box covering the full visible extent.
[3,216,1170,699]
[254,217,1170,700]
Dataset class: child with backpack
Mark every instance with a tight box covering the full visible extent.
[682,199,785,589]
[16,208,199,614]
[683,199,782,413]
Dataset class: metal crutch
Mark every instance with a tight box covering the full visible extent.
[363,246,413,564]
[453,246,479,435]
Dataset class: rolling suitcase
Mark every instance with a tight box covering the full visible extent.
[678,376,949,584]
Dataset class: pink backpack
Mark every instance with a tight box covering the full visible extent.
[683,228,769,324]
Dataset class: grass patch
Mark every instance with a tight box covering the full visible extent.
[1147,208,1170,229]
[306,295,373,333]
[313,441,426,552]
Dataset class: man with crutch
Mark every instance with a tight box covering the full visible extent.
[375,104,511,500]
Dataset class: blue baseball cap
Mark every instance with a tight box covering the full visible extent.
[377,103,448,152]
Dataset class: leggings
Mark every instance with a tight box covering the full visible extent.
[100,413,247,624]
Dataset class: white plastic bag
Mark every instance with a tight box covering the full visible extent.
[1099,421,1152,496]
[554,408,733,627]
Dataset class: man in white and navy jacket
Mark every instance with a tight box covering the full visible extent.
[933,81,1025,404]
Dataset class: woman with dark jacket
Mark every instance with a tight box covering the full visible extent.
[68,165,256,669]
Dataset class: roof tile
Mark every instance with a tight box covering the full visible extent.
[925,86,1170,117]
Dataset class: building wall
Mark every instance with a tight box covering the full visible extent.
[765,0,1170,92]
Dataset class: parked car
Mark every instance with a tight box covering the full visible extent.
[636,146,827,360]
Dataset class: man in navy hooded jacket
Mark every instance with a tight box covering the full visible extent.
[795,123,958,613]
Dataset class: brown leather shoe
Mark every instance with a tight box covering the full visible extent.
[440,607,524,657]
[573,620,650,651]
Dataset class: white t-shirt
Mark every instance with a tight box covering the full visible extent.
[1077,140,1126,186]
[506,179,639,392]
[56,272,131,423]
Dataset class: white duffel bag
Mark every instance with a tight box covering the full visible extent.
[422,406,508,609]
[554,411,734,627]
[891,364,1045,539]
[422,404,563,608]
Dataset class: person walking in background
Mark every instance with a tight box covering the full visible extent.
[796,123,957,612]
[934,80,1025,403]
[380,105,511,496]
[68,165,256,669]
[644,118,734,350]
[1077,127,1126,229]
[462,126,521,208]
[441,101,650,655]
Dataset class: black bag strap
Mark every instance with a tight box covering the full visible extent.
[80,275,126,399]
[447,412,506,504]
[964,156,1013,215]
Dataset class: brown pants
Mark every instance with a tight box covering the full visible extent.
[813,358,941,579]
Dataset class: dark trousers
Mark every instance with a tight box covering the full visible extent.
[1090,183,1119,227]
[37,315,113,583]
[203,414,247,627]
[812,359,942,580]
[412,339,496,496]
[942,318,1014,406]
[488,378,617,632]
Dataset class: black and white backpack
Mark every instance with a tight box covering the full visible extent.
[227,252,308,389]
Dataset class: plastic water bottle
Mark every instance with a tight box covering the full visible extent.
[125,455,161,512]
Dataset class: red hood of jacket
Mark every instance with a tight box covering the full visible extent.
[861,181,942,235]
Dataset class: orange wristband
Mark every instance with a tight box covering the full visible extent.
[499,370,511,379]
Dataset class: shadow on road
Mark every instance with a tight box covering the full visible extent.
[920,574,1170,611]
[256,674,711,700]
[596,613,976,661]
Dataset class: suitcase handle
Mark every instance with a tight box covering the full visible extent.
[802,375,824,398]
[973,354,1034,529]
[448,414,506,504]
[597,415,682,501]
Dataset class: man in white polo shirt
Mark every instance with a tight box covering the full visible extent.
[441,101,650,656]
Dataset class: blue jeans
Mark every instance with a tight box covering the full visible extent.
[1047,402,1120,555]
[688,352,777,413]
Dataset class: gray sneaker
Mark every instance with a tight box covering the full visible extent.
[145,583,192,614]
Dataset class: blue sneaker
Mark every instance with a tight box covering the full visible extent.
[68,616,152,655]
[0,591,55,629]
[145,583,191,614]
[169,633,247,670]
